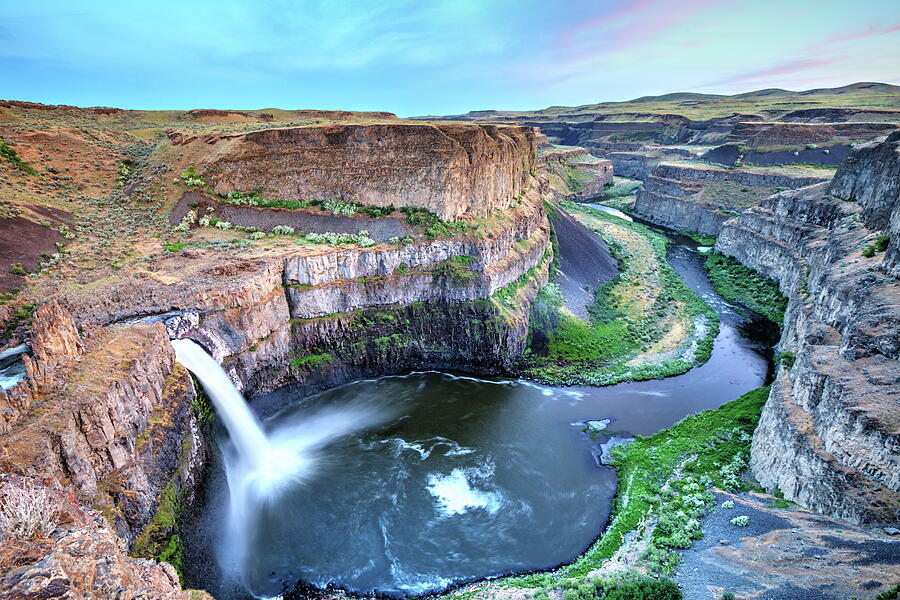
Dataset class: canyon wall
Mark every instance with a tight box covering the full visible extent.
[716,131,900,524]
[173,123,537,221]
[634,162,833,235]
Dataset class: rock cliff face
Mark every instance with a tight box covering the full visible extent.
[0,475,209,600]
[185,194,549,398]
[537,145,613,201]
[634,162,833,235]
[0,320,204,545]
[716,132,900,524]
[173,123,537,220]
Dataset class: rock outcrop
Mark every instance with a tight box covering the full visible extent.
[716,131,900,524]
[634,162,833,235]
[173,123,537,220]
[0,475,209,600]
[0,321,204,544]
[0,302,84,433]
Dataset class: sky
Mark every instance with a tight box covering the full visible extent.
[2,0,899,116]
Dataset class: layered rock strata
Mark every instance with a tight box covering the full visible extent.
[172,123,537,220]
[635,162,833,235]
[716,131,900,524]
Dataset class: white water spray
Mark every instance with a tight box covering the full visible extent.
[172,338,391,595]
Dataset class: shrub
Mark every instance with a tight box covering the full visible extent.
[322,199,358,217]
[730,515,749,527]
[172,209,197,233]
[248,231,266,240]
[862,236,890,258]
[721,500,735,509]
[214,220,232,230]
[0,480,56,539]
[271,225,295,235]
[776,351,795,369]
[359,204,395,218]
[179,166,206,187]
[58,224,76,240]
[164,242,185,252]
[401,206,469,239]
[874,583,900,600]
[8,263,26,276]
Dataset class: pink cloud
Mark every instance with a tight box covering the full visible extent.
[712,56,842,87]
[556,0,733,57]
[817,22,900,47]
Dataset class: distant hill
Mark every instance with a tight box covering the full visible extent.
[628,92,726,103]
[417,82,900,122]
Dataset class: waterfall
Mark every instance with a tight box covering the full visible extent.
[171,338,393,596]
[171,339,269,467]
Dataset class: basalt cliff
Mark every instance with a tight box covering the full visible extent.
[716,131,900,524]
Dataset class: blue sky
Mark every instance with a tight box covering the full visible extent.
[2,0,898,115]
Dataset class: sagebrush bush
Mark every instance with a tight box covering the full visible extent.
[0,480,56,539]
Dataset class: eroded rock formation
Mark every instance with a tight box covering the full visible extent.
[172,123,537,220]
[635,162,833,235]
[716,131,900,524]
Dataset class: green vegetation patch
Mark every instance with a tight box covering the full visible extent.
[132,478,183,573]
[565,386,769,579]
[401,206,471,239]
[603,177,643,199]
[862,235,890,258]
[0,136,37,175]
[289,352,334,371]
[223,189,309,211]
[524,203,719,386]
[433,255,477,285]
[704,253,787,325]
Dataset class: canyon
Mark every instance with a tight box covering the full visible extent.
[0,84,898,600]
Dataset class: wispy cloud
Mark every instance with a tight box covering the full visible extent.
[711,57,843,87]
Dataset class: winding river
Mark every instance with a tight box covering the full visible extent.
[182,220,776,599]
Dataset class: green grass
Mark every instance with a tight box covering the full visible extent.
[289,352,334,371]
[562,386,770,579]
[0,136,37,175]
[524,203,719,386]
[678,231,716,246]
[603,178,643,198]
[704,253,787,325]
[559,162,593,194]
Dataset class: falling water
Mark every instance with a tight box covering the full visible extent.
[172,338,391,597]
[172,340,270,466]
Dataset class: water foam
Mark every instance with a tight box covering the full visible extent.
[426,467,501,516]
